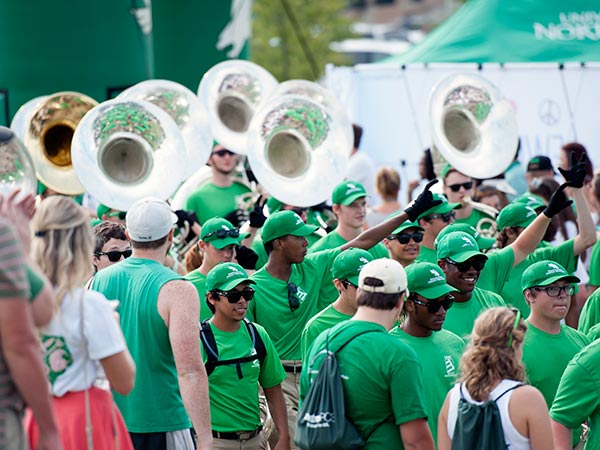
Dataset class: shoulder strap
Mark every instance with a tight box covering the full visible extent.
[243,318,267,363]
[330,328,382,355]
[493,382,524,402]
[200,319,219,376]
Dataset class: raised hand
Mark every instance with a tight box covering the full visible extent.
[558,151,587,188]
[543,183,573,218]
[403,179,443,222]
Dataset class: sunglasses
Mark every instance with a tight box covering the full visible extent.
[203,228,240,242]
[95,249,132,262]
[508,307,521,348]
[288,282,301,311]
[412,296,454,313]
[533,285,575,297]
[447,181,474,192]
[389,231,423,244]
[106,211,127,220]
[212,149,235,157]
[444,257,486,272]
[342,279,358,289]
[425,211,455,223]
[214,287,255,303]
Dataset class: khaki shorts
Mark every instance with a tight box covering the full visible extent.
[0,408,26,450]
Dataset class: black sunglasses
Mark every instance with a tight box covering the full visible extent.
[389,231,423,244]
[444,257,486,272]
[425,211,455,223]
[95,249,132,262]
[204,228,240,242]
[288,282,301,311]
[342,279,358,289]
[214,287,255,303]
[212,149,235,157]
[412,295,454,313]
[533,285,575,297]
[447,181,474,192]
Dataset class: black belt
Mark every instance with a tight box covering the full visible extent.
[283,363,302,374]
[212,425,262,441]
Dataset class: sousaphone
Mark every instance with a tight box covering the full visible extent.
[71,98,187,212]
[197,60,278,154]
[11,92,98,195]
[429,73,518,180]
[246,80,353,207]
[119,80,213,178]
[0,127,37,198]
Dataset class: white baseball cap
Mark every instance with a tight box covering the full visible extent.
[359,258,408,294]
[126,197,178,242]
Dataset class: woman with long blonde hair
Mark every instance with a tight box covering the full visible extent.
[25,195,135,450]
[438,307,555,450]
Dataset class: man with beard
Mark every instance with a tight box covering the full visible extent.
[436,231,506,338]
[184,144,253,226]
[390,262,464,445]
[521,260,590,449]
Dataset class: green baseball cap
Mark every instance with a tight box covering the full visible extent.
[331,248,374,285]
[405,262,458,299]
[435,222,495,251]
[201,217,249,249]
[496,203,537,230]
[514,193,546,210]
[266,197,284,214]
[206,262,256,291]
[416,193,462,220]
[521,260,580,292]
[261,210,318,243]
[386,213,424,235]
[436,231,488,263]
[440,164,456,180]
[332,180,367,206]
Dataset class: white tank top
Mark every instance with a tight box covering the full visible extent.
[447,379,530,450]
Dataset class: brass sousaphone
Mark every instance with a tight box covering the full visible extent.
[11,92,99,195]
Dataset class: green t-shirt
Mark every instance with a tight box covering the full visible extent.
[301,320,428,450]
[184,181,252,225]
[202,321,285,432]
[388,327,465,444]
[454,207,496,234]
[442,287,506,339]
[300,304,351,362]
[476,247,514,294]
[523,322,590,446]
[248,249,340,360]
[415,245,437,265]
[551,339,600,450]
[588,238,600,287]
[578,289,600,335]
[500,240,576,317]
[308,230,388,308]
[587,322,600,342]
[91,258,188,432]
[185,269,212,322]
[26,265,44,302]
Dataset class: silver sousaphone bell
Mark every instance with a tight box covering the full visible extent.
[119,80,213,178]
[11,92,99,195]
[247,80,353,207]
[429,73,518,179]
[198,60,278,154]
[71,99,187,212]
[0,127,37,198]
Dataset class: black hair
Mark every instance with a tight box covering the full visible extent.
[352,124,363,149]
[94,221,127,253]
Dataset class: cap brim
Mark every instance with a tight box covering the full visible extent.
[417,283,459,299]
[290,223,319,237]
[450,250,488,263]
[341,193,367,206]
[211,237,241,249]
[476,236,496,250]
[392,223,425,234]
[537,274,581,287]
[220,278,256,291]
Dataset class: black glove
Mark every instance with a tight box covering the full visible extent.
[558,151,587,188]
[174,210,199,229]
[403,179,443,222]
[236,245,259,270]
[249,196,267,228]
[543,182,573,218]
[224,208,249,228]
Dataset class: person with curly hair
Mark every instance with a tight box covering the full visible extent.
[438,307,555,450]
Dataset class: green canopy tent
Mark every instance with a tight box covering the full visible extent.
[382,0,600,64]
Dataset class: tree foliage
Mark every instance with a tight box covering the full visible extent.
[251,0,354,81]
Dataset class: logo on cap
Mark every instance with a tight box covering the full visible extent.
[461,236,473,247]
[345,183,362,195]
[226,266,244,278]
[295,216,303,225]
[428,269,444,284]
[545,262,564,276]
